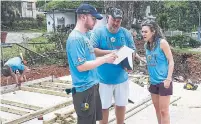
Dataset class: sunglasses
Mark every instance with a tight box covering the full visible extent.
[142,20,156,26]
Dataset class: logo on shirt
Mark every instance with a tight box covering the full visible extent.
[78,57,84,63]
[147,54,158,66]
[110,37,116,42]
[86,39,94,53]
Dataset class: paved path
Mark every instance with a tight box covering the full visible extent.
[5,32,42,43]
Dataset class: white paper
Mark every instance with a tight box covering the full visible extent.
[113,45,135,65]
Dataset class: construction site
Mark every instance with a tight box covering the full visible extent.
[1,1,201,124]
[1,32,201,124]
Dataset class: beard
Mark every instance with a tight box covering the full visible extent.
[109,25,119,33]
[85,21,94,31]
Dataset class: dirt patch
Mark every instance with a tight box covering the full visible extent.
[1,40,201,86]
[1,65,69,86]
[173,52,201,81]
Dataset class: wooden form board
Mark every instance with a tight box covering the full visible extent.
[40,82,72,89]
[43,105,75,124]
[1,99,42,111]
[28,85,66,92]
[3,98,72,124]
[0,106,30,116]
[1,76,53,94]
[0,117,8,122]
[52,79,72,84]
[20,86,68,97]
[28,82,72,91]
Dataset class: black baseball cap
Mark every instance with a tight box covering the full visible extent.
[76,3,103,20]
[107,7,123,19]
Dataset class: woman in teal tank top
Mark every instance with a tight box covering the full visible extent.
[142,20,174,124]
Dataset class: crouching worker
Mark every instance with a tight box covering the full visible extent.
[1,56,30,86]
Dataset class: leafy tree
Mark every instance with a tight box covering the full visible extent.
[1,1,21,29]
[150,1,201,32]
[45,1,104,10]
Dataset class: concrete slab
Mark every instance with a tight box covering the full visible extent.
[0,111,20,120]
[1,90,68,108]
[128,80,150,103]
[21,118,43,124]
[58,75,72,82]
[1,76,71,123]
[4,75,199,124]
[124,103,201,124]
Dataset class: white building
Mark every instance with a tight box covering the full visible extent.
[45,9,106,32]
[143,5,156,21]
[20,0,37,18]
[45,9,76,32]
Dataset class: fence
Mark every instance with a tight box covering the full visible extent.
[1,42,67,67]
[165,30,201,42]
[164,30,183,37]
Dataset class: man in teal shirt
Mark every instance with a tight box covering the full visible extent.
[2,56,29,86]
[66,4,117,124]
[90,7,137,124]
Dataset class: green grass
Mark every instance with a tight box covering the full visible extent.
[2,45,25,60]
[30,36,48,43]
[20,28,46,33]
[1,36,55,60]
[173,47,201,55]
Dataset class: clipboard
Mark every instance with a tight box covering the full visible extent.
[113,45,135,70]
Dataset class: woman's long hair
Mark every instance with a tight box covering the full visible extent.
[142,20,165,50]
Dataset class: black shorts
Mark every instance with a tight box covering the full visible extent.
[72,84,102,124]
[149,82,173,96]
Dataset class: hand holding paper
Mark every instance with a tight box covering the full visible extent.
[104,52,118,64]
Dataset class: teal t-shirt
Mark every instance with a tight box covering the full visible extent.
[5,57,24,72]
[145,38,169,85]
[66,30,99,92]
[90,26,136,84]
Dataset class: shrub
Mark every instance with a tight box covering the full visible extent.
[167,35,201,48]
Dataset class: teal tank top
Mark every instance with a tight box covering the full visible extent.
[145,38,168,85]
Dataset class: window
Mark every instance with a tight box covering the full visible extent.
[27,2,32,10]
[57,17,65,26]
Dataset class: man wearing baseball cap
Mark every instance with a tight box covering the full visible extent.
[66,3,117,124]
[90,7,140,124]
